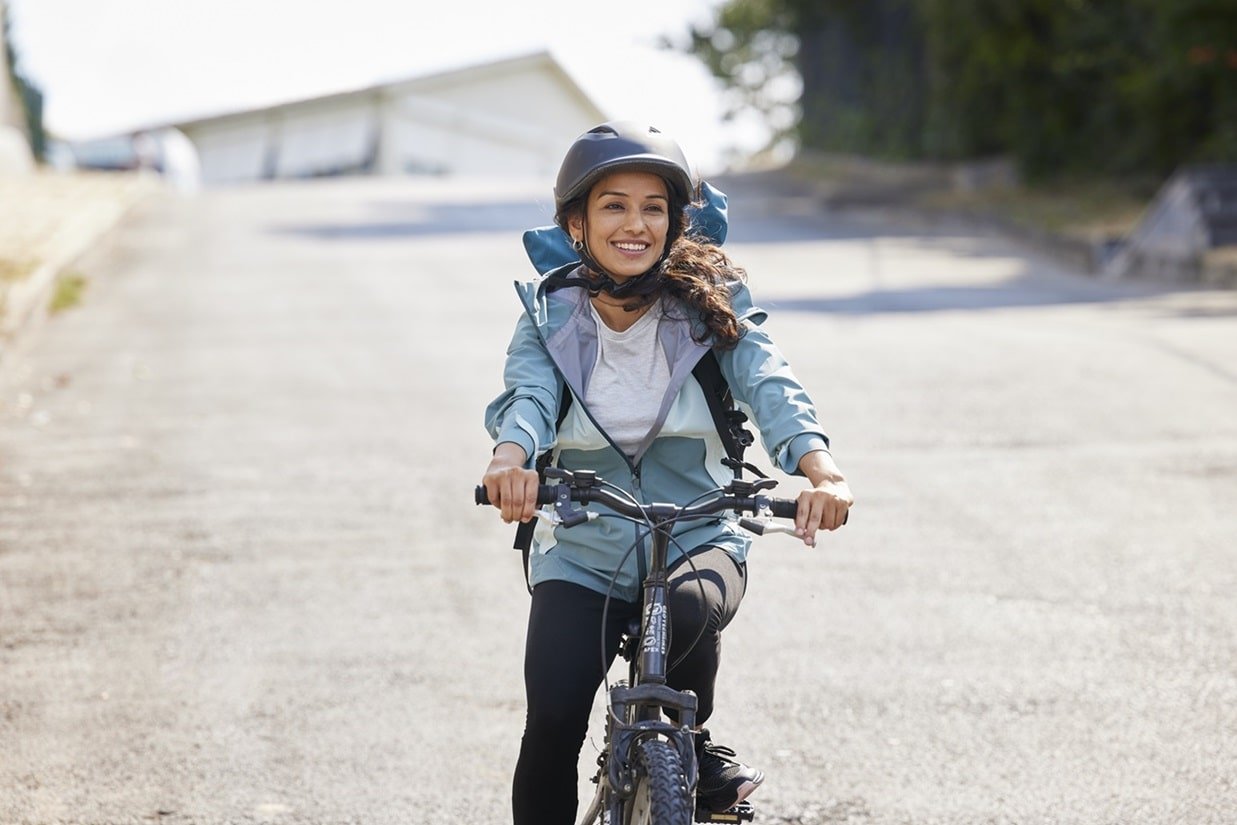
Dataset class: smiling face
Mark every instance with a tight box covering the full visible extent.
[568,170,671,281]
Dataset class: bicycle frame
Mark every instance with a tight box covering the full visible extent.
[595,506,701,823]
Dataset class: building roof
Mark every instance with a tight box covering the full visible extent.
[160,49,608,133]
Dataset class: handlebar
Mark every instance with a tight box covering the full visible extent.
[474,482,800,522]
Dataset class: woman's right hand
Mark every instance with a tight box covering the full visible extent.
[482,443,541,524]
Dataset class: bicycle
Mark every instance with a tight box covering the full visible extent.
[476,467,816,824]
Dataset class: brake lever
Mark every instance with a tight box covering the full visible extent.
[544,482,592,527]
[532,502,596,528]
[737,518,798,537]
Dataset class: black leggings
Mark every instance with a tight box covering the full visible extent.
[511,547,746,825]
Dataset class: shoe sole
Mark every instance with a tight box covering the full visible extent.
[731,772,764,808]
[702,771,764,813]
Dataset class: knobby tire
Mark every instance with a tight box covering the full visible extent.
[624,739,693,825]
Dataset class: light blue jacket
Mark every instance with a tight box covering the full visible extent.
[485,191,830,601]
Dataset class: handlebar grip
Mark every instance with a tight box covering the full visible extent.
[474,485,560,506]
[767,498,849,525]
[769,498,798,519]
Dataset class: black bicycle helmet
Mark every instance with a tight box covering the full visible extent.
[550,122,697,301]
[553,121,696,227]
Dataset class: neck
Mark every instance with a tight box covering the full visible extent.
[591,293,652,332]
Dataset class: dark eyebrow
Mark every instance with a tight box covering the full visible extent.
[596,190,668,202]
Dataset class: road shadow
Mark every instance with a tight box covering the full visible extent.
[760,273,1169,315]
[266,191,929,246]
[260,177,1226,317]
[268,198,555,240]
[264,169,896,244]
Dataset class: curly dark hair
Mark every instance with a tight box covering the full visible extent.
[658,231,747,349]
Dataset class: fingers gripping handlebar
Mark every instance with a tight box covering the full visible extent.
[475,486,559,507]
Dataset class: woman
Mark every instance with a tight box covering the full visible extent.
[482,121,853,825]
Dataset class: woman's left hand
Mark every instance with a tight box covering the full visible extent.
[794,450,854,548]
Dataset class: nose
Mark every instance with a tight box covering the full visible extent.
[622,209,647,233]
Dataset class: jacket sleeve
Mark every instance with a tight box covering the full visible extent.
[483,311,563,469]
[717,286,830,476]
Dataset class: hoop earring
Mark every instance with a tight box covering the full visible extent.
[572,239,585,253]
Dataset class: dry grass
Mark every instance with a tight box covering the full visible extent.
[0,257,38,282]
[785,152,1154,244]
[913,180,1152,243]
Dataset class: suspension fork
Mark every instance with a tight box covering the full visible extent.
[605,508,700,816]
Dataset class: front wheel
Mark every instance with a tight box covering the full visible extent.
[624,739,693,825]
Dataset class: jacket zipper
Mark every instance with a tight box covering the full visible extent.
[518,282,653,592]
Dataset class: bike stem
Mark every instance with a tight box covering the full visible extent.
[636,506,678,694]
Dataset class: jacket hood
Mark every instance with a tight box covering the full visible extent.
[521,180,730,276]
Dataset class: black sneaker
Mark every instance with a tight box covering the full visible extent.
[694,729,764,812]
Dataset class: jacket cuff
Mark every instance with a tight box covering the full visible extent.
[781,433,831,476]
[495,420,539,469]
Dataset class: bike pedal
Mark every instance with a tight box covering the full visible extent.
[694,801,755,823]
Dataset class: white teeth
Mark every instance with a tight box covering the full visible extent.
[615,243,648,252]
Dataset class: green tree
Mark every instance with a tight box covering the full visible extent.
[683,0,1237,178]
[682,0,928,159]
[682,0,802,156]
[920,0,1236,178]
[3,6,45,161]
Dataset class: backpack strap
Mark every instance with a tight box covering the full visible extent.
[691,351,765,479]
[512,380,573,593]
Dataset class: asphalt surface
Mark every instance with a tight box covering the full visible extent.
[1,172,1235,824]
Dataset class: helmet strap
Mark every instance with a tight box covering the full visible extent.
[568,214,678,303]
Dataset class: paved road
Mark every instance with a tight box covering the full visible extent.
[2,174,1235,824]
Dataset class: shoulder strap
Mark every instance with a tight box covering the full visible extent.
[512,379,573,593]
[692,350,764,478]
[692,351,733,458]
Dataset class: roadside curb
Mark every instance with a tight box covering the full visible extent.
[0,175,160,377]
[759,155,1237,289]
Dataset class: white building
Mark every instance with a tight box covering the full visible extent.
[113,50,607,188]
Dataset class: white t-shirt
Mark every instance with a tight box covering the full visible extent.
[585,299,670,457]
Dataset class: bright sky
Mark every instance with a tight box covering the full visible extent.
[6,0,760,174]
